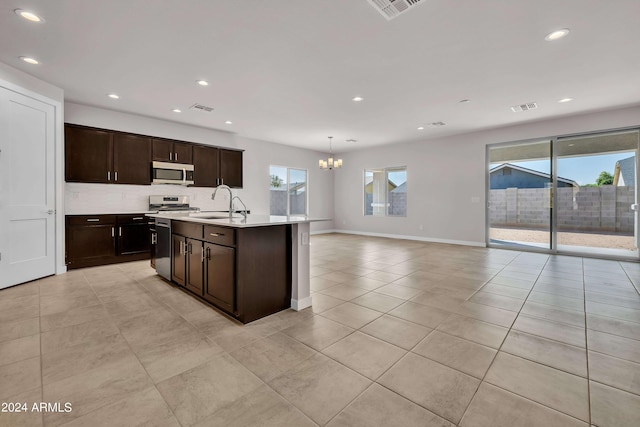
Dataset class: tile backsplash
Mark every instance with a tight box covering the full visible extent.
[65,183,235,214]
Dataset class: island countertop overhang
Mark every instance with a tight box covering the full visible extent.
[146,212,330,228]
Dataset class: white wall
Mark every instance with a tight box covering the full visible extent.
[334,105,640,246]
[64,103,335,232]
[0,61,66,274]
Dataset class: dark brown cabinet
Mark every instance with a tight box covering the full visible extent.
[169,220,289,323]
[65,124,151,185]
[66,214,150,269]
[66,124,242,188]
[153,139,192,164]
[186,239,204,296]
[193,145,220,187]
[65,125,113,183]
[113,134,152,185]
[116,215,151,255]
[220,149,243,188]
[172,234,187,286]
[192,146,243,188]
[204,242,235,313]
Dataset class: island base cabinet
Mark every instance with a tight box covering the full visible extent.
[204,243,235,314]
[172,235,187,286]
[186,239,204,296]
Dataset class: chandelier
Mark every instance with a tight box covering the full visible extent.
[319,136,342,170]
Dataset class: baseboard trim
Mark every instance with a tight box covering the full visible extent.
[312,229,485,248]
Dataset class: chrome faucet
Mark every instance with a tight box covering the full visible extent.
[211,184,234,218]
[232,196,248,219]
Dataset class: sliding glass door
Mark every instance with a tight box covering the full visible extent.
[556,130,639,257]
[488,140,552,250]
[487,129,640,259]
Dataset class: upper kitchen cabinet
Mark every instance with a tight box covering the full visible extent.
[193,145,219,187]
[192,146,243,188]
[220,149,243,188]
[65,124,151,185]
[152,138,192,164]
[65,124,113,183]
[113,134,152,185]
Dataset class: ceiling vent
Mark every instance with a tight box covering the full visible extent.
[366,0,426,21]
[189,103,214,113]
[510,102,538,113]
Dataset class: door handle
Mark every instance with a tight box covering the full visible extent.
[115,171,118,181]
[206,246,211,260]
[118,227,122,237]
[151,233,157,244]
[169,152,173,161]
[201,248,205,263]
[175,152,178,161]
[111,227,115,238]
[45,209,55,215]
[107,171,111,181]
[631,204,638,212]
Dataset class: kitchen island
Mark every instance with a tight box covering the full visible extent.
[147,212,327,323]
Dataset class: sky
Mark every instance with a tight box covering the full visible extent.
[493,152,635,185]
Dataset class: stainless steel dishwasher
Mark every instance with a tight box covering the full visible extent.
[155,217,171,280]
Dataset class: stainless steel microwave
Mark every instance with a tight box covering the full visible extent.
[151,161,194,185]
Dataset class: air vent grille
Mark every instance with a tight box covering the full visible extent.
[367,0,426,20]
[510,102,538,113]
[190,103,214,113]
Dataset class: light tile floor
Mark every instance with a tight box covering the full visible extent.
[1,233,640,426]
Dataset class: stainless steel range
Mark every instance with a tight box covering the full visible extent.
[149,195,198,280]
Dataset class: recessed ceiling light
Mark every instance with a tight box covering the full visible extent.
[172,108,181,113]
[352,96,364,102]
[545,28,570,41]
[345,139,357,143]
[459,99,471,104]
[224,120,233,124]
[107,93,120,99]
[196,80,209,86]
[558,97,573,103]
[417,126,425,130]
[14,9,44,23]
[20,56,39,65]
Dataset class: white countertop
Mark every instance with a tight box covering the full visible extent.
[146,212,330,228]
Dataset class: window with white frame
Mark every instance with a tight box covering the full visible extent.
[270,166,308,216]
[364,167,407,216]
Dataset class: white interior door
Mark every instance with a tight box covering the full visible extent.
[0,86,56,289]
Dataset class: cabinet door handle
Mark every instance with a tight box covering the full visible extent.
[187,242,191,255]
[87,218,100,222]
[209,233,224,237]
[220,178,223,185]
[169,152,173,161]
[132,217,144,220]
[151,233,157,244]
[179,241,184,255]
[175,152,178,161]
[107,171,111,181]
[201,248,205,263]
[206,247,211,260]
[118,227,122,237]
[115,171,118,181]
[111,227,115,238]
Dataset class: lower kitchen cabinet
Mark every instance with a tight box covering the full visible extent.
[66,214,150,269]
[169,220,289,323]
[171,234,187,286]
[203,242,235,313]
[186,238,204,296]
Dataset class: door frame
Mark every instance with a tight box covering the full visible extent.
[0,77,65,278]
[486,125,640,261]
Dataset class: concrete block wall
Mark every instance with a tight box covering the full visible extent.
[490,186,635,233]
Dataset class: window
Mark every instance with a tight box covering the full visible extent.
[270,166,308,216]
[364,167,407,216]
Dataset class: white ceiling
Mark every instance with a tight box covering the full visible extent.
[2,0,639,153]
